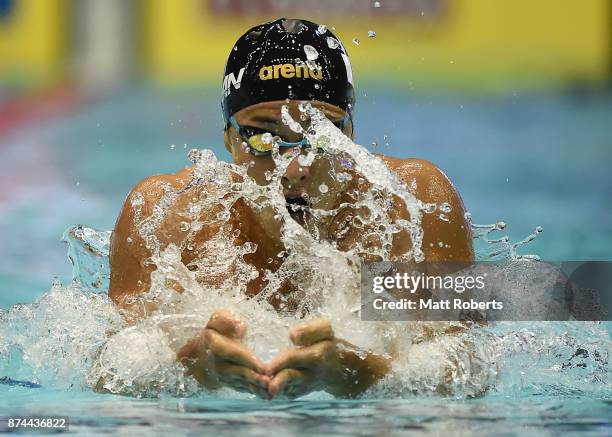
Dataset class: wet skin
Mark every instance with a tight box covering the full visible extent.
[108,100,474,398]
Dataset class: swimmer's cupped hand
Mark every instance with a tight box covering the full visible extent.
[176,309,271,399]
[177,314,390,399]
[264,319,344,399]
[265,318,392,399]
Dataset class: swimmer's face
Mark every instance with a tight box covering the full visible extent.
[224,100,354,224]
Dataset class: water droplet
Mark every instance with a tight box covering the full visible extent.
[314,83,320,89]
[326,37,339,49]
[298,153,315,167]
[318,183,329,193]
[352,38,360,46]
[367,30,376,38]
[304,45,319,61]
[126,237,133,244]
[439,202,452,213]
[261,133,274,144]
[374,1,381,7]
[316,24,327,35]
[170,144,176,150]
[423,203,437,214]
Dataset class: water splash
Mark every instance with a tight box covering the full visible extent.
[62,225,111,292]
[303,45,318,61]
[0,282,123,389]
[326,37,340,49]
[468,212,544,261]
[0,104,609,399]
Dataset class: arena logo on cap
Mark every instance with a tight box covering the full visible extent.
[259,63,323,81]
[223,67,245,96]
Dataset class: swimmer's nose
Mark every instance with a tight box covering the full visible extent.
[281,155,311,189]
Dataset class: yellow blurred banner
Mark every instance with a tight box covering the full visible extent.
[0,0,609,91]
[0,0,66,87]
[142,0,609,90]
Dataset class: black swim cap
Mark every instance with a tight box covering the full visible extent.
[222,18,355,123]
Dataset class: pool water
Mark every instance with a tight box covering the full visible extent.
[1,388,611,435]
[1,87,611,307]
[0,87,610,435]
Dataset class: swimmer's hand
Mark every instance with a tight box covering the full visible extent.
[176,310,270,398]
[265,319,391,399]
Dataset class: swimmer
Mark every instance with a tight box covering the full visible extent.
[107,19,474,399]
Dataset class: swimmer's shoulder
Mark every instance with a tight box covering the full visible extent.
[111,166,200,267]
[381,155,474,261]
[125,163,242,207]
[124,167,194,210]
[109,166,213,305]
[380,156,458,204]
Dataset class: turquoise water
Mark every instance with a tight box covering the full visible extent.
[1,388,611,435]
[0,87,610,434]
[1,88,611,306]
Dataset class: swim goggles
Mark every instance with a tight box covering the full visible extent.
[228,113,350,156]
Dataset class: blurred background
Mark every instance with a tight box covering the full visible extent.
[1,0,611,307]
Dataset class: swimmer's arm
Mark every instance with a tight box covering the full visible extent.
[382,158,487,333]
[108,177,158,308]
[384,157,474,262]
[324,340,391,397]
[108,170,193,317]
